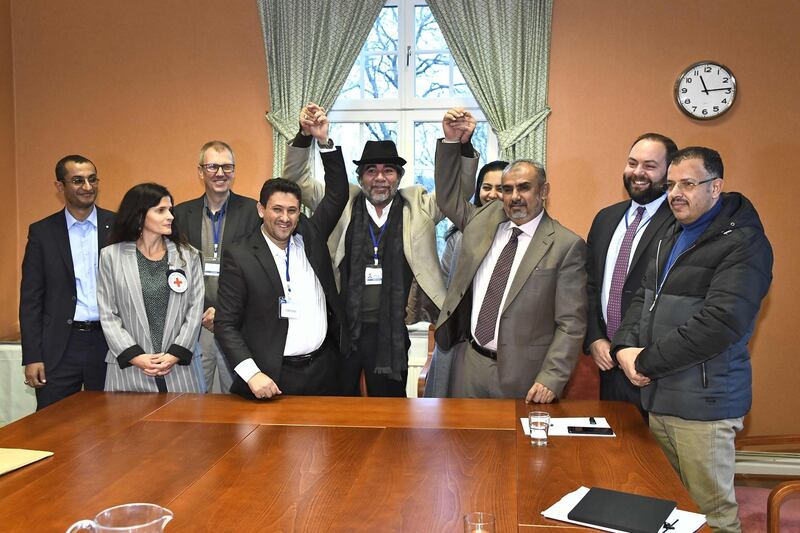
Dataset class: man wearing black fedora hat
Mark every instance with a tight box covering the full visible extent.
[282,102,478,396]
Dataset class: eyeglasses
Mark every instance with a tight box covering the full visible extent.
[62,176,99,186]
[666,177,716,192]
[200,163,235,175]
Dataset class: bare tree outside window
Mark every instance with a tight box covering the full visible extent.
[325,1,498,254]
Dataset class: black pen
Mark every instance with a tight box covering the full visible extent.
[589,417,596,425]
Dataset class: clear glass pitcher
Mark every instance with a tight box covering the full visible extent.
[66,503,173,533]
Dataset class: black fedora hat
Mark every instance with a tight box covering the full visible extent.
[353,140,406,166]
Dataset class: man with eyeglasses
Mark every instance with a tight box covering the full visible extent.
[173,141,261,393]
[20,155,115,409]
[612,147,773,532]
[283,103,478,396]
[584,133,677,416]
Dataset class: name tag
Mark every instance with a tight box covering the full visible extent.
[279,297,299,319]
[365,266,383,285]
[204,262,220,277]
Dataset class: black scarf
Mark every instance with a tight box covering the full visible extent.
[342,194,410,381]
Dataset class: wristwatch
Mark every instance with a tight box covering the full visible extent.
[317,138,334,149]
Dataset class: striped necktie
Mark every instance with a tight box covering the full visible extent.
[606,206,646,339]
[474,227,523,345]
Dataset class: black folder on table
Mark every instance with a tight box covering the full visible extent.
[567,487,676,533]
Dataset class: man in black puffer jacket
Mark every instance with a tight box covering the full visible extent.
[612,147,773,533]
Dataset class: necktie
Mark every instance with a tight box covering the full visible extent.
[474,227,523,345]
[606,206,646,339]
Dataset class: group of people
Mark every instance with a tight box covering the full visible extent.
[20,103,772,532]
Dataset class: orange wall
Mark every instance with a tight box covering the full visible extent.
[547,0,799,436]
[4,1,797,434]
[0,0,17,339]
[10,0,272,333]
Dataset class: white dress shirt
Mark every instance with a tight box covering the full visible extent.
[65,206,100,321]
[470,211,544,351]
[365,198,392,227]
[234,230,328,383]
[600,194,667,323]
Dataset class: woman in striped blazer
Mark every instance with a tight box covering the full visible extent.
[98,183,204,393]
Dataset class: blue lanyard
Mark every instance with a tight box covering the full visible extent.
[284,238,291,293]
[207,204,226,258]
[368,224,386,266]
[624,205,651,237]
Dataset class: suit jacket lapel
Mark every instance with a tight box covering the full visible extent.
[220,192,241,247]
[53,211,76,280]
[595,202,629,278]
[97,209,112,251]
[629,199,672,270]
[250,231,285,298]
[184,196,205,251]
[503,213,554,313]
[162,241,182,349]
[457,204,506,294]
[120,242,151,341]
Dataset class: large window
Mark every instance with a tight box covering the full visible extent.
[319,0,498,253]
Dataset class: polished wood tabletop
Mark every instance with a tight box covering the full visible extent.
[0,392,701,532]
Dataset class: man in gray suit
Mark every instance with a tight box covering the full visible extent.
[434,111,587,401]
[173,141,261,392]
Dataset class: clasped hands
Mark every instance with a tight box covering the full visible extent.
[616,347,651,387]
[299,102,329,143]
[442,107,476,143]
[131,353,179,377]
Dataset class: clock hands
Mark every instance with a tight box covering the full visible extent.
[700,75,710,95]
[706,87,732,92]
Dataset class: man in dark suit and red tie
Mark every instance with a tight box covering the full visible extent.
[20,155,115,410]
[584,134,677,414]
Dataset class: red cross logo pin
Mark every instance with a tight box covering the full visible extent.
[168,271,189,293]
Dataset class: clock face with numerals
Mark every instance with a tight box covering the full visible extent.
[675,61,737,120]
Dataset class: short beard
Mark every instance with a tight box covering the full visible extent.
[623,173,666,204]
[363,183,399,207]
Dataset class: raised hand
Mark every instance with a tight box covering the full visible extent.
[300,102,329,143]
[442,107,475,143]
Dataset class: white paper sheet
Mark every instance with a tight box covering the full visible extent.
[541,486,707,533]
[520,417,616,437]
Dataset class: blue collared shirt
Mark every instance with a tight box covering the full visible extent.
[65,206,100,321]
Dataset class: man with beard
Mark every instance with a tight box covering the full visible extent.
[283,103,478,396]
[584,133,677,413]
[20,155,115,409]
[613,147,772,531]
[434,111,587,401]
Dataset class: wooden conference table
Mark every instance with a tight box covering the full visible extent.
[0,393,702,532]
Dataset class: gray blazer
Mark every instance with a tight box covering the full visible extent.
[433,140,588,397]
[97,240,205,392]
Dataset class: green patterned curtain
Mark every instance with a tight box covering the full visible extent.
[257,0,385,175]
[427,0,553,163]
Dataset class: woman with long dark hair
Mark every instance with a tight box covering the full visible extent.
[97,183,204,392]
[440,160,508,283]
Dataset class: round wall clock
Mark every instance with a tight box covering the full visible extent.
[674,61,737,120]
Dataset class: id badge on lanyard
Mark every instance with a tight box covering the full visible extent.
[278,238,298,319]
[366,223,385,286]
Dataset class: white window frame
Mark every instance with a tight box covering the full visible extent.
[320,0,497,185]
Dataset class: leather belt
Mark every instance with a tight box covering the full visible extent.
[469,338,497,360]
[282,343,326,367]
[72,320,102,332]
